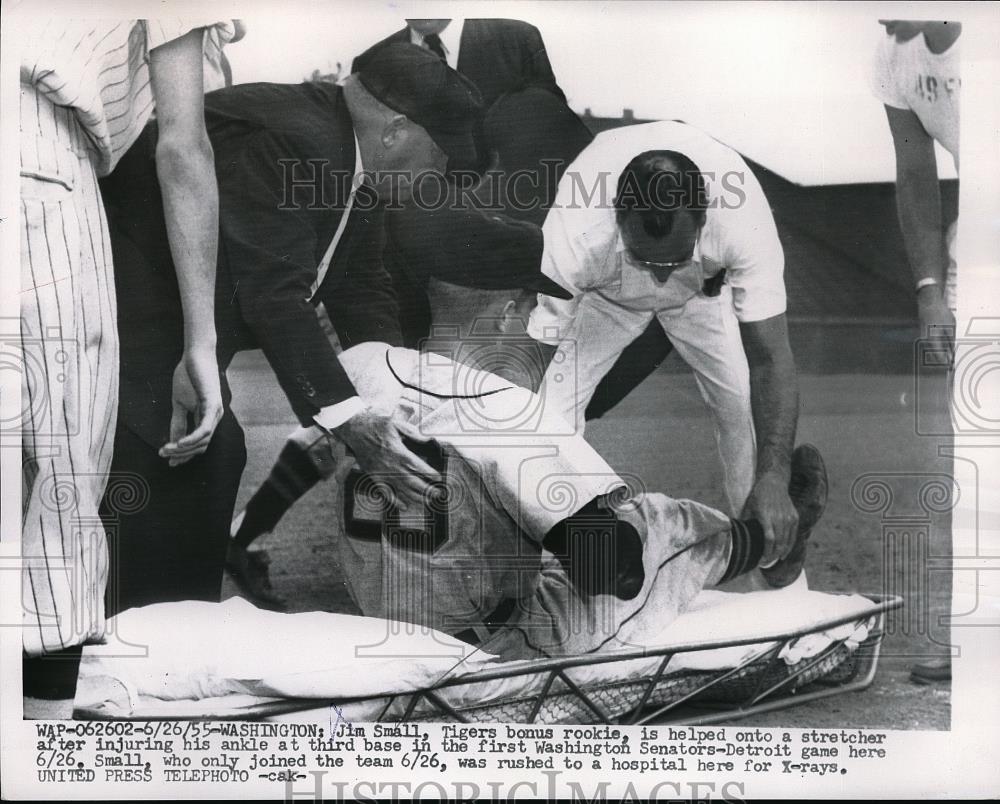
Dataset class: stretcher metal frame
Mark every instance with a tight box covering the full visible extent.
[81,593,900,725]
[383,593,900,726]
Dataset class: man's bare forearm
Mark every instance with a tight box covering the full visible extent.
[750,357,798,481]
[896,168,947,286]
[156,132,219,351]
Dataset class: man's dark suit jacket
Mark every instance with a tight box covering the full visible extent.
[351,19,565,108]
[102,81,402,444]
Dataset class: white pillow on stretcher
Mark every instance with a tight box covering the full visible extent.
[77,586,874,711]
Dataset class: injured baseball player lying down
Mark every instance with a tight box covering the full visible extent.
[257,203,827,661]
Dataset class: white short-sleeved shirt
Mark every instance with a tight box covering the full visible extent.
[527,121,786,344]
[203,23,237,92]
[870,30,960,164]
[21,19,235,176]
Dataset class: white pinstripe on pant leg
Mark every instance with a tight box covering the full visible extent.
[20,86,117,656]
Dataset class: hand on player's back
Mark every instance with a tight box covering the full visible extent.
[333,409,442,510]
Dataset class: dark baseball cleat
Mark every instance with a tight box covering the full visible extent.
[761,443,828,588]
[544,499,645,600]
[225,542,287,612]
[909,657,951,685]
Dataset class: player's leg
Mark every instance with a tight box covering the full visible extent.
[483,493,735,659]
[227,342,417,605]
[230,425,333,550]
[226,424,334,608]
[20,96,117,707]
[944,218,958,314]
[226,310,366,592]
[657,286,756,515]
[910,220,956,684]
[487,444,828,659]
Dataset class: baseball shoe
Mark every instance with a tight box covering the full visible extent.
[225,542,287,612]
[909,657,951,685]
[761,443,828,589]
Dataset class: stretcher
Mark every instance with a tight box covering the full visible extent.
[75,588,900,726]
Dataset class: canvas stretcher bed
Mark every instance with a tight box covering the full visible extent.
[75,587,901,725]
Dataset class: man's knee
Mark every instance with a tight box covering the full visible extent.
[543,498,645,601]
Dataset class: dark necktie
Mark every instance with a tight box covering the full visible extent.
[424,33,447,61]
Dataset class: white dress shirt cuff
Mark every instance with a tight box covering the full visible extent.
[313,397,368,431]
[527,307,571,346]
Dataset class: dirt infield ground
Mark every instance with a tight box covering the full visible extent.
[226,345,952,731]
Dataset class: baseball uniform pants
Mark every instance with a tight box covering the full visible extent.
[19,85,117,656]
[945,219,957,313]
[482,492,733,660]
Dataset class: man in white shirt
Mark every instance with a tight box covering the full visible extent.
[871,19,960,337]
[527,121,800,568]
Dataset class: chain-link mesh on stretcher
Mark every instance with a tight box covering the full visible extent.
[80,594,899,725]
[380,594,897,726]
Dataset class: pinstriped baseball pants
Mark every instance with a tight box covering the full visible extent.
[20,85,117,656]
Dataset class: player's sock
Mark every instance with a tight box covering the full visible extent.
[543,498,645,601]
[232,440,323,549]
[22,646,84,700]
[719,518,766,583]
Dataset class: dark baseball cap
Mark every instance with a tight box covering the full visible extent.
[386,199,573,300]
[355,43,483,168]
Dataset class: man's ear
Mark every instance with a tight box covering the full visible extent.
[381,115,409,150]
[497,299,518,333]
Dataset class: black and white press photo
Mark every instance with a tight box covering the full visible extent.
[1,0,998,800]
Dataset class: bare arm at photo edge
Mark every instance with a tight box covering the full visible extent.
[740,312,800,564]
[884,104,955,335]
[149,28,224,464]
